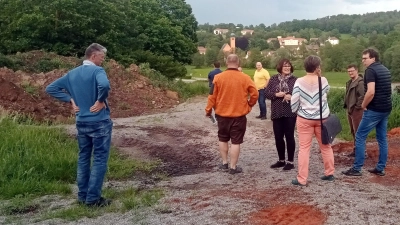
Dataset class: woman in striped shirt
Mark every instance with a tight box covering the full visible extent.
[290,55,335,186]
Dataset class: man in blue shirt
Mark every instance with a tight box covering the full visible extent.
[46,43,113,207]
[208,61,222,87]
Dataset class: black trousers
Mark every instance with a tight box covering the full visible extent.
[272,116,296,162]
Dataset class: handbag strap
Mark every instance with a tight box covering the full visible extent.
[318,76,323,127]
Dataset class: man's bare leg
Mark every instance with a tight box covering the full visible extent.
[230,144,240,169]
[219,141,229,164]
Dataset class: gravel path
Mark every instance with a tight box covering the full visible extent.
[5,96,400,225]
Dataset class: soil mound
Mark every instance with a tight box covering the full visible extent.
[0,52,179,121]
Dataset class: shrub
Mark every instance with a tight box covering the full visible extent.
[0,53,15,69]
[328,88,400,140]
[132,50,187,80]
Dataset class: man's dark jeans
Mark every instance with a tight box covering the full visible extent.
[258,89,267,117]
[76,119,113,204]
[352,110,390,172]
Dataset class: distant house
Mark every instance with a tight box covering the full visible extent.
[309,38,319,42]
[267,36,306,47]
[279,36,307,46]
[197,46,206,55]
[213,28,229,35]
[326,37,339,45]
[241,29,254,35]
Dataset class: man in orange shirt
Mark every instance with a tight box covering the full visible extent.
[205,54,259,174]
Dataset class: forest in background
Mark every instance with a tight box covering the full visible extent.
[194,10,400,81]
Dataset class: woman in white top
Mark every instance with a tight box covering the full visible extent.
[290,55,335,186]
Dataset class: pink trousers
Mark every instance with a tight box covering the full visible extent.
[296,116,335,185]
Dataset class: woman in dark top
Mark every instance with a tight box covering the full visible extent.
[265,59,298,170]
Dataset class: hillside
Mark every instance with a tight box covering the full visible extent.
[198,10,400,36]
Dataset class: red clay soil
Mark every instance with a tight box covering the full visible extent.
[332,129,400,187]
[249,204,326,225]
[168,187,327,225]
[0,52,179,122]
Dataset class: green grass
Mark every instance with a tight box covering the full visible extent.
[0,114,164,222]
[139,63,209,99]
[186,66,348,87]
[38,188,163,221]
[340,34,352,39]
[0,115,159,200]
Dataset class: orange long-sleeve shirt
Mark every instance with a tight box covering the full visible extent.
[205,69,259,117]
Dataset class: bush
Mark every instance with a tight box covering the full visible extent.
[328,88,400,140]
[132,50,187,80]
[0,54,15,69]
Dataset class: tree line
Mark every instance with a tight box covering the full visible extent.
[0,0,198,79]
[194,10,400,81]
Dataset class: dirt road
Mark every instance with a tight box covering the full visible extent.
[58,96,400,224]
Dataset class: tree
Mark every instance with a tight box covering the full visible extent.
[383,44,400,81]
[0,0,198,79]
[272,48,290,67]
[205,46,218,66]
[192,53,205,68]
[269,40,281,50]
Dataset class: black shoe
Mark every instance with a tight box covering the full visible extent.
[321,175,335,181]
[256,115,262,119]
[260,116,267,120]
[229,166,243,174]
[342,168,362,176]
[218,163,229,171]
[86,197,112,207]
[270,161,286,168]
[283,163,294,170]
[291,179,306,186]
[368,168,385,176]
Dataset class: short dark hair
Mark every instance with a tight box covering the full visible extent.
[347,64,358,70]
[213,61,221,68]
[362,48,380,62]
[304,55,321,73]
[276,58,294,74]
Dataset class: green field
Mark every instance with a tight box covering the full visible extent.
[186,66,348,87]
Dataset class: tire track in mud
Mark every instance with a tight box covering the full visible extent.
[114,126,218,176]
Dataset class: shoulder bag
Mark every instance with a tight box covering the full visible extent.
[318,76,342,144]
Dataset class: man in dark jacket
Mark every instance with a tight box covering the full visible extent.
[208,61,222,87]
[344,64,365,157]
[342,48,392,177]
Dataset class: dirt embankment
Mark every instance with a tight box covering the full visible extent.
[0,51,180,122]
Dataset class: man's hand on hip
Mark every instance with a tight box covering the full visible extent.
[90,100,106,113]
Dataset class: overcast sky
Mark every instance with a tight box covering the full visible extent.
[185,0,400,26]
